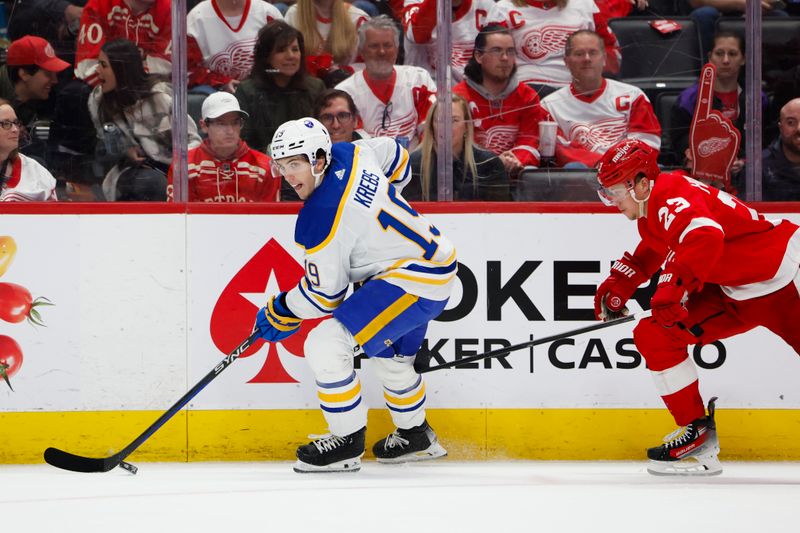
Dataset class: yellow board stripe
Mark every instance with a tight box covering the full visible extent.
[318,381,362,403]
[306,147,361,255]
[3,409,800,463]
[384,383,426,406]
[353,293,419,346]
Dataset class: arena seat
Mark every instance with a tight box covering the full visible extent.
[609,17,702,93]
[188,92,208,129]
[513,169,599,202]
[654,91,682,166]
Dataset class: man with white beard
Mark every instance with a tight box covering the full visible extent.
[336,15,436,149]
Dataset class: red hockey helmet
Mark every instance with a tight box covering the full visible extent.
[597,139,660,189]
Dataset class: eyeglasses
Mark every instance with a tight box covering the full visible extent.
[0,120,22,130]
[207,117,245,128]
[319,111,354,125]
[270,158,310,176]
[480,47,517,58]
[381,102,393,130]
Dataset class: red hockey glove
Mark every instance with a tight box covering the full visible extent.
[650,263,701,328]
[594,252,650,321]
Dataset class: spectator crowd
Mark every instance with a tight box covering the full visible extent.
[0,0,797,202]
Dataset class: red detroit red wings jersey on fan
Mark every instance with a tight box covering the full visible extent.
[76,0,172,86]
[638,172,800,300]
[335,66,436,147]
[542,79,661,167]
[453,76,545,166]
[188,0,283,84]
[487,0,620,87]
[402,0,493,81]
[168,141,280,203]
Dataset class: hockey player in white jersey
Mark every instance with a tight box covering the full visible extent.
[254,117,457,473]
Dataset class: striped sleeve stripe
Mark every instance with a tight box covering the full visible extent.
[299,283,335,314]
[303,279,348,302]
[679,217,724,244]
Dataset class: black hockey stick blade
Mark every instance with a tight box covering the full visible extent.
[421,310,652,373]
[44,447,122,473]
[43,331,259,473]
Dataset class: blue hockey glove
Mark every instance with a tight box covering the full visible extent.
[254,293,302,342]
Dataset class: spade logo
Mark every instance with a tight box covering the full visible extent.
[209,238,322,383]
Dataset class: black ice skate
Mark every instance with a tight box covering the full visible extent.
[647,397,722,476]
[294,427,366,473]
[372,420,447,464]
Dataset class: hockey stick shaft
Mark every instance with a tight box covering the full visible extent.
[44,331,260,473]
[420,311,652,374]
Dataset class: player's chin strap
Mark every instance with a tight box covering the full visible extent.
[628,180,652,218]
[420,310,653,374]
[311,156,330,188]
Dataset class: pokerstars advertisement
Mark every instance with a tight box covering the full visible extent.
[4,211,800,412]
[188,212,800,410]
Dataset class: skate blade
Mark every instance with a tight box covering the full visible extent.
[647,457,723,476]
[293,454,363,474]
[376,442,448,464]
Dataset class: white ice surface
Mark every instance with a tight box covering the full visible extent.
[3,461,800,532]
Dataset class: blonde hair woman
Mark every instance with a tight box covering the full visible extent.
[405,94,510,201]
[285,0,368,77]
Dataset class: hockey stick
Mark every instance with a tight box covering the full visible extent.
[420,310,652,374]
[44,331,261,474]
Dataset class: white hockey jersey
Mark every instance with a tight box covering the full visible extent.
[335,66,436,148]
[0,154,57,202]
[541,78,661,166]
[285,138,457,319]
[487,0,620,87]
[402,0,493,82]
[187,0,283,82]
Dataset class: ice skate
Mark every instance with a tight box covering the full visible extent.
[647,397,722,476]
[294,427,366,473]
[372,420,447,464]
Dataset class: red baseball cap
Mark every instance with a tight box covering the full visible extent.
[7,36,70,72]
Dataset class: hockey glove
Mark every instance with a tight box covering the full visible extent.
[594,252,650,321]
[254,293,302,342]
[650,263,701,328]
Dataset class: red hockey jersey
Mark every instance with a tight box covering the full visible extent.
[76,0,172,86]
[636,172,800,301]
[169,140,280,202]
[453,76,546,166]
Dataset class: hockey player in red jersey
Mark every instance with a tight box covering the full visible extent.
[595,138,800,476]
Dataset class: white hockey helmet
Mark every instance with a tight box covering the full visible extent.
[270,117,332,185]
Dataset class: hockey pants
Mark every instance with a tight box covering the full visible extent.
[634,272,800,426]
